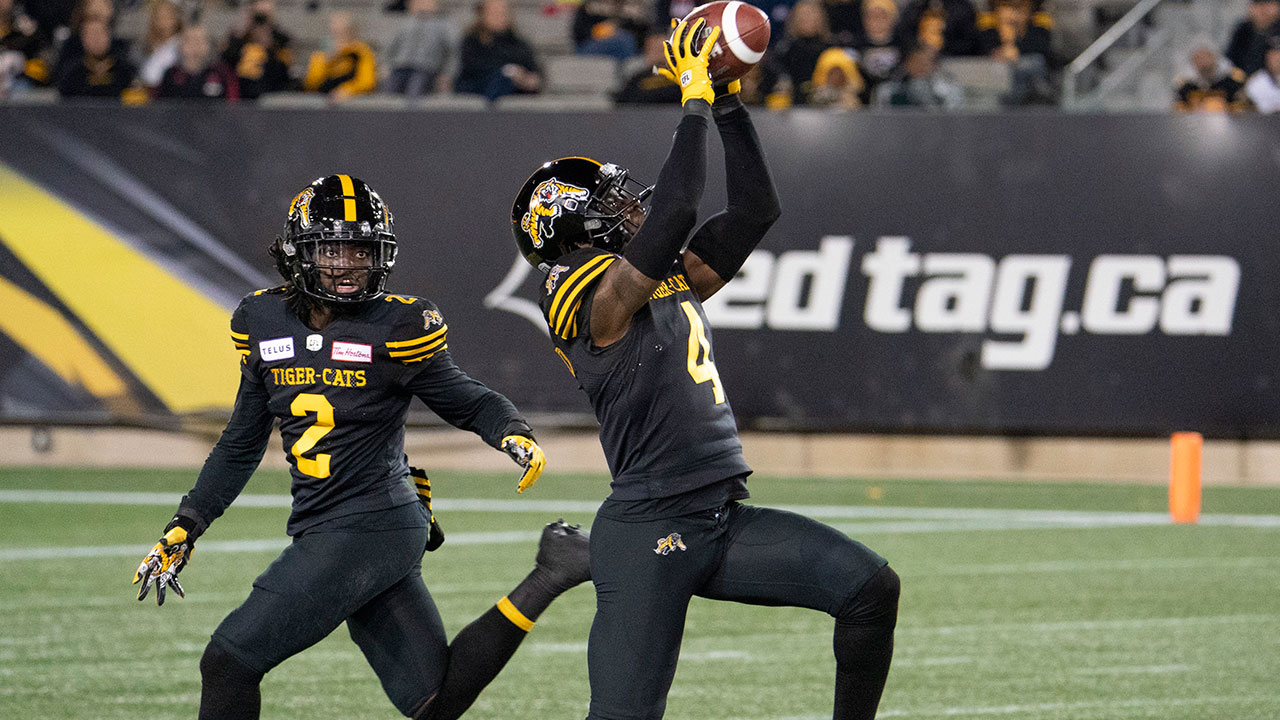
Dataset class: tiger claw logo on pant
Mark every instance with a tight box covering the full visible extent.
[520,179,589,249]
[653,533,687,555]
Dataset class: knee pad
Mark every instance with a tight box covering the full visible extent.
[200,638,265,688]
[837,564,900,627]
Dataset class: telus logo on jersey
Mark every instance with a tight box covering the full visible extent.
[259,337,295,361]
[699,236,1241,371]
[331,341,373,363]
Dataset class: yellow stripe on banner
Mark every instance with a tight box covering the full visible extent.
[337,174,357,221]
[0,164,239,412]
[389,338,446,358]
[385,325,447,349]
[0,274,131,402]
[554,258,614,337]
[496,596,535,632]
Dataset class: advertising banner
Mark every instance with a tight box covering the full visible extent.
[0,106,1274,437]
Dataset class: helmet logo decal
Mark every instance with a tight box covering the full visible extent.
[545,264,570,295]
[521,179,590,249]
[289,187,315,228]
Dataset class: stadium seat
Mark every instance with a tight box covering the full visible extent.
[257,92,332,108]
[543,55,618,95]
[939,57,1011,109]
[494,93,613,110]
[512,7,573,55]
[411,94,491,110]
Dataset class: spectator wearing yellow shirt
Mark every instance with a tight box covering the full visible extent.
[304,11,377,101]
[223,0,293,99]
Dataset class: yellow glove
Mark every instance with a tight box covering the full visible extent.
[132,523,193,606]
[724,79,742,94]
[502,435,546,493]
[662,17,721,106]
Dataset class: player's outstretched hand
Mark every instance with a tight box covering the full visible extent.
[132,521,195,606]
[502,434,546,493]
[662,16,720,106]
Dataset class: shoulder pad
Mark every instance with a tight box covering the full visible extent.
[542,248,618,341]
[384,296,448,365]
[230,297,255,364]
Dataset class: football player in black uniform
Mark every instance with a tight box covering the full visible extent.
[132,174,591,720]
[511,18,899,720]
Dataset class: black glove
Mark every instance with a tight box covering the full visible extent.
[410,466,446,551]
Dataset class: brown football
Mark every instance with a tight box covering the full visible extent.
[677,1,771,84]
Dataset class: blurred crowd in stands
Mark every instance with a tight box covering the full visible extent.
[0,0,1275,112]
[1174,0,1280,112]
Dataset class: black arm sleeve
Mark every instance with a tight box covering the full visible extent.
[180,374,276,537]
[685,99,782,282]
[622,100,713,280]
[406,351,532,448]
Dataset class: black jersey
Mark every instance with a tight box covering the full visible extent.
[540,247,751,501]
[186,288,525,535]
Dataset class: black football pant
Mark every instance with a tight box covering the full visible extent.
[206,503,448,716]
[586,501,891,720]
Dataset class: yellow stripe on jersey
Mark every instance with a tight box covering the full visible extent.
[337,174,357,221]
[389,337,446,359]
[385,325,447,349]
[550,255,616,338]
[401,343,447,363]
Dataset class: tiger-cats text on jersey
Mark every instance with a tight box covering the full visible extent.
[190,287,521,534]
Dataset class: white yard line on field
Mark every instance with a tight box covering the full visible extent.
[4,489,1279,528]
[0,531,540,561]
[1072,664,1193,676]
[733,695,1271,720]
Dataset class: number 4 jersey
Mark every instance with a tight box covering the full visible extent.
[540,247,751,502]
[184,287,527,535]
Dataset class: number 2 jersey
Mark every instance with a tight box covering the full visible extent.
[540,247,751,503]
[182,287,528,535]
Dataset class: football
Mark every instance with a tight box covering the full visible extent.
[677,1,771,84]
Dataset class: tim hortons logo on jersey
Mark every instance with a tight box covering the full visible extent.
[423,309,443,328]
[545,264,570,295]
[259,337,295,361]
[331,341,373,363]
[289,187,315,228]
[653,533,687,555]
[521,179,589,249]
[698,236,1241,371]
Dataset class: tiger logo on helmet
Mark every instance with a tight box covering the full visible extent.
[520,179,590,249]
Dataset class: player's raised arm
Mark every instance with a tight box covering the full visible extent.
[588,17,721,346]
[683,82,782,301]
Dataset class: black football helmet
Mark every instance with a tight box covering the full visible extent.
[270,174,397,303]
[511,157,652,271]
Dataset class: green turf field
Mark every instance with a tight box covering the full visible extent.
[2,467,1278,719]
